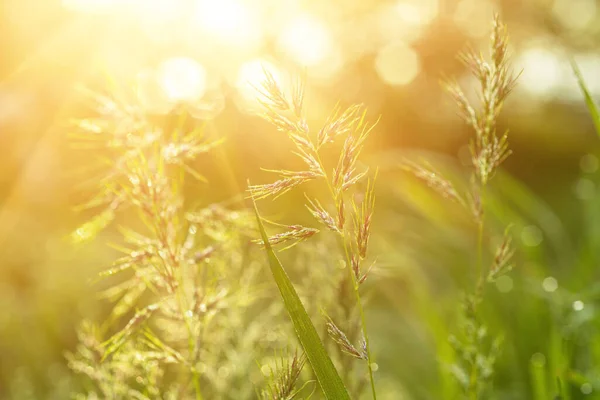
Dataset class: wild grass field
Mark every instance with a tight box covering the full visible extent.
[2,1,600,399]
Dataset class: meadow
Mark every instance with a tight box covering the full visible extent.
[2,1,600,399]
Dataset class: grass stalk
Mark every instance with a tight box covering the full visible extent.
[176,286,203,400]
[339,235,377,399]
[318,149,378,399]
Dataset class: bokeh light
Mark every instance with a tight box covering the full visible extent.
[453,0,496,38]
[158,57,207,103]
[235,58,282,107]
[552,0,597,31]
[194,0,263,50]
[517,47,565,97]
[377,0,439,45]
[278,14,334,67]
[375,41,420,86]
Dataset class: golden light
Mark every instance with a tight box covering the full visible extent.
[62,0,120,13]
[194,0,262,49]
[375,41,420,86]
[278,14,334,67]
[395,0,438,26]
[235,58,282,106]
[517,47,563,97]
[552,0,597,31]
[377,0,439,44]
[453,0,495,38]
[158,57,207,103]
[135,0,183,24]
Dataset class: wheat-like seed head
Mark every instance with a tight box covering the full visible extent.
[445,13,519,185]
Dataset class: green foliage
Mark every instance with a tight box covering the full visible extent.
[253,199,350,399]
[572,60,600,138]
[48,13,600,400]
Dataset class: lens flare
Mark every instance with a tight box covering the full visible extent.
[278,14,333,67]
[195,0,262,49]
[236,58,281,105]
[517,47,563,97]
[158,57,207,102]
[375,41,420,86]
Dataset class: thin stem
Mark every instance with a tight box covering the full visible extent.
[469,184,485,400]
[149,164,203,400]
[341,238,377,400]
[176,287,203,400]
[314,150,377,399]
[476,217,484,293]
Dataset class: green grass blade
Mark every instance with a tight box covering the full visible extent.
[252,199,351,400]
[571,60,600,137]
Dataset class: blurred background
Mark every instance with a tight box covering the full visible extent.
[2,0,600,398]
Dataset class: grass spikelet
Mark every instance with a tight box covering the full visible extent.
[401,160,464,205]
[250,68,379,399]
[445,14,519,185]
[487,226,515,282]
[260,350,307,400]
[254,224,319,249]
[325,316,367,360]
[305,196,340,233]
[102,303,159,362]
[438,14,519,399]
[248,172,320,200]
[352,175,376,259]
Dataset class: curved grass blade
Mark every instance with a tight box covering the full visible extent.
[571,60,600,137]
[252,198,351,400]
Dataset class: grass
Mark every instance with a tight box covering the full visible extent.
[9,12,596,400]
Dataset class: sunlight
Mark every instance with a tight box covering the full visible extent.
[194,0,262,48]
[395,0,438,26]
[517,47,564,97]
[453,0,495,38]
[552,0,597,31]
[62,0,120,13]
[236,58,281,104]
[377,0,439,44]
[158,57,207,102]
[278,14,333,67]
[135,0,182,24]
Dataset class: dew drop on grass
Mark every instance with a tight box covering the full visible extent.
[542,277,558,293]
